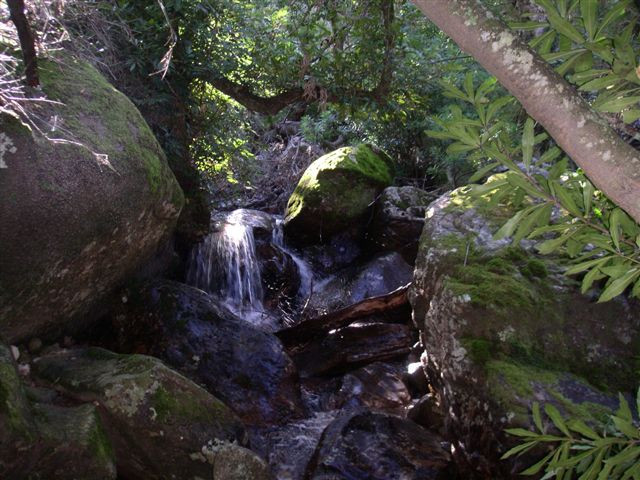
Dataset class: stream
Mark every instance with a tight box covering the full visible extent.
[182,208,453,479]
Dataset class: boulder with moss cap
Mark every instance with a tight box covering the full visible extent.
[32,347,249,480]
[409,185,640,476]
[284,144,394,243]
[0,53,184,343]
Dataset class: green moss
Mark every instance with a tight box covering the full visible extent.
[151,386,226,423]
[285,144,394,230]
[462,338,492,365]
[87,416,116,467]
[37,55,179,200]
[520,259,548,279]
[486,360,612,426]
[0,346,33,437]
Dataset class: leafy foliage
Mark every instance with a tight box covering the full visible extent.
[427,0,640,303]
[503,391,640,479]
[511,0,640,122]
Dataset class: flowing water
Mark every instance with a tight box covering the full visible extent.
[187,209,313,329]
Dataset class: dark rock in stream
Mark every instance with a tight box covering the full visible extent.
[305,410,452,480]
[367,186,433,263]
[307,252,413,316]
[291,322,414,377]
[113,280,304,426]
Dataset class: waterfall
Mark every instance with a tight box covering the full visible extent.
[187,209,314,328]
[187,210,264,315]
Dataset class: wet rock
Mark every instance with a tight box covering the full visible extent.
[308,252,413,316]
[202,441,273,480]
[336,362,412,415]
[407,394,445,432]
[32,347,246,480]
[292,322,414,377]
[113,280,303,425]
[0,55,183,343]
[409,185,640,475]
[367,186,433,263]
[306,410,451,479]
[284,144,395,243]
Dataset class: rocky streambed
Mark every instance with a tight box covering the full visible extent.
[2,144,639,479]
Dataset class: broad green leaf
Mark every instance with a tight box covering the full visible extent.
[583,181,595,217]
[623,109,640,124]
[565,256,609,275]
[609,208,625,250]
[532,402,544,432]
[553,182,583,217]
[598,268,640,302]
[494,209,527,240]
[617,393,633,422]
[567,418,600,440]
[514,203,553,244]
[581,264,606,293]
[544,404,570,436]
[595,95,640,114]
[531,30,557,54]
[537,0,585,43]
[580,0,598,41]
[611,415,640,439]
[501,440,538,459]
[469,162,501,183]
[578,75,621,92]
[507,172,547,199]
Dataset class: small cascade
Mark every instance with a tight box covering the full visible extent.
[187,210,265,317]
[187,209,314,328]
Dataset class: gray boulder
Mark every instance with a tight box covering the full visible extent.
[0,55,184,342]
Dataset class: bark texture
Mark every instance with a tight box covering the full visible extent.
[7,0,39,87]
[411,0,640,223]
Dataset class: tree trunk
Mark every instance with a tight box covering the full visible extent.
[7,0,39,87]
[411,0,640,224]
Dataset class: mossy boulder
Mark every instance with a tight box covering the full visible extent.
[409,188,640,476]
[0,54,184,342]
[32,347,247,480]
[284,144,394,243]
[1,343,117,479]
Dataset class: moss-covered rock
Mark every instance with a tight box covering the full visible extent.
[0,53,184,342]
[284,144,394,243]
[409,189,640,476]
[32,347,247,480]
[1,342,116,479]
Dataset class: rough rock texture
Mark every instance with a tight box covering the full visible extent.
[31,347,246,480]
[306,410,452,479]
[367,186,433,263]
[113,280,303,426]
[1,343,117,479]
[409,187,640,476]
[284,144,394,243]
[210,442,273,480]
[0,55,184,342]
[308,252,413,316]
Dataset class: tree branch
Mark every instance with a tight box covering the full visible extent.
[7,0,39,87]
[411,0,640,224]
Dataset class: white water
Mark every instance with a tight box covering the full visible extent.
[187,209,313,328]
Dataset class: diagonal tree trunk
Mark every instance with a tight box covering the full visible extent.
[411,0,640,224]
[7,0,39,87]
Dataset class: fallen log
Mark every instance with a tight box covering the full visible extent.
[277,282,411,347]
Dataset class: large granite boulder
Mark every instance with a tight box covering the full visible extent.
[112,280,303,426]
[0,54,184,342]
[409,186,640,476]
[284,144,394,243]
[32,347,247,480]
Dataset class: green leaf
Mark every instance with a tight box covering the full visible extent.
[501,440,539,459]
[567,418,600,440]
[553,182,583,217]
[578,74,621,92]
[522,117,535,171]
[532,402,544,432]
[581,265,605,293]
[544,403,571,436]
[565,256,610,275]
[470,162,501,183]
[537,0,585,43]
[609,208,625,250]
[596,0,632,38]
[598,268,640,302]
[595,96,640,114]
[617,393,633,422]
[580,0,598,41]
[611,415,640,439]
[514,203,553,244]
[507,172,547,199]
[506,428,539,438]
[521,451,555,475]
[494,209,527,240]
[583,181,595,217]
